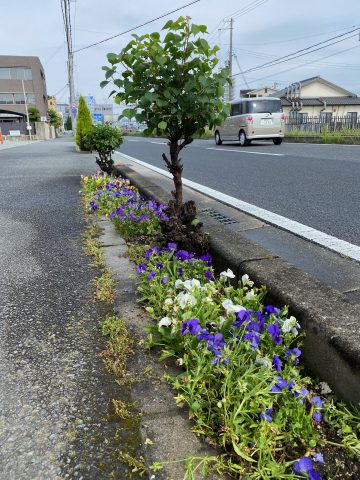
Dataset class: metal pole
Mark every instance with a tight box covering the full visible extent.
[22,79,32,140]
[69,51,76,131]
[228,17,233,101]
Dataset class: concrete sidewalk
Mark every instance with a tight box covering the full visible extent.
[0,140,40,150]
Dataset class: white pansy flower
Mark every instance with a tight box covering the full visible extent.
[175,279,184,289]
[256,355,271,369]
[220,268,236,281]
[183,278,201,290]
[245,290,256,299]
[281,316,300,337]
[158,317,172,328]
[222,298,246,313]
[241,274,254,287]
[177,292,197,309]
[164,298,173,306]
[318,382,332,395]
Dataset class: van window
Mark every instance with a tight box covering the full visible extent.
[231,103,242,116]
[246,99,282,114]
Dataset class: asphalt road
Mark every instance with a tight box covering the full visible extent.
[0,138,138,479]
[120,138,360,246]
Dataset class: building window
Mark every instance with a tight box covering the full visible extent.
[320,112,332,123]
[347,112,357,123]
[0,93,13,104]
[14,93,26,104]
[27,93,36,105]
[0,68,11,79]
[0,67,32,80]
[298,112,308,124]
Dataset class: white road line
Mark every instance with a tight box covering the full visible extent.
[150,141,167,144]
[127,139,140,142]
[207,147,284,157]
[115,151,360,262]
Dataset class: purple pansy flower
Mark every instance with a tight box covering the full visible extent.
[271,376,288,393]
[272,354,282,372]
[204,270,215,281]
[243,331,260,349]
[262,305,280,317]
[147,270,156,280]
[161,276,168,284]
[207,333,226,356]
[259,409,273,422]
[286,347,302,365]
[181,318,201,335]
[177,267,183,276]
[232,309,253,329]
[136,263,147,274]
[313,453,324,464]
[267,324,282,344]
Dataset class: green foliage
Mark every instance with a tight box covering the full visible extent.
[103,16,229,140]
[85,123,123,173]
[102,16,231,212]
[76,95,93,150]
[48,107,62,128]
[81,174,166,240]
[64,115,72,131]
[28,107,40,122]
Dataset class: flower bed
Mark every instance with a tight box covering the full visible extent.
[81,173,360,480]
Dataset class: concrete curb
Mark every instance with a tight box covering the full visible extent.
[113,164,360,405]
[284,136,360,145]
[97,219,226,480]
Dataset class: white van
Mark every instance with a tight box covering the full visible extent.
[215,97,285,146]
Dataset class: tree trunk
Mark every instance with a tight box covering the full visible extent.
[162,141,183,215]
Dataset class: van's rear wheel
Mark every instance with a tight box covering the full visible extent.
[215,131,222,145]
[239,130,249,146]
[273,138,283,145]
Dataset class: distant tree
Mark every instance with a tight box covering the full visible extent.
[64,115,72,131]
[102,16,230,252]
[85,123,123,174]
[76,96,93,150]
[48,107,62,128]
[28,107,40,122]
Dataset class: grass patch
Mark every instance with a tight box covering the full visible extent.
[93,270,115,303]
[100,315,133,379]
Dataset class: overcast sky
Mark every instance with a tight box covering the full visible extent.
[2,0,360,105]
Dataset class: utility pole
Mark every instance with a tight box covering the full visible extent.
[61,0,76,130]
[21,79,32,140]
[228,17,234,101]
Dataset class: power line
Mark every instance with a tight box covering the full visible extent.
[73,0,201,54]
[238,24,359,47]
[247,44,360,84]
[232,28,359,77]
[225,0,268,21]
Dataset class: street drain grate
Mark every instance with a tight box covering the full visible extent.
[200,208,238,225]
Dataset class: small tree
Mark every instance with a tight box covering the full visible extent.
[85,123,123,174]
[64,115,72,131]
[76,96,93,150]
[101,17,230,252]
[28,107,40,122]
[48,107,62,128]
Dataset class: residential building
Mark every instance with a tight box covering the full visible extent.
[240,86,277,98]
[271,76,360,123]
[0,55,48,134]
